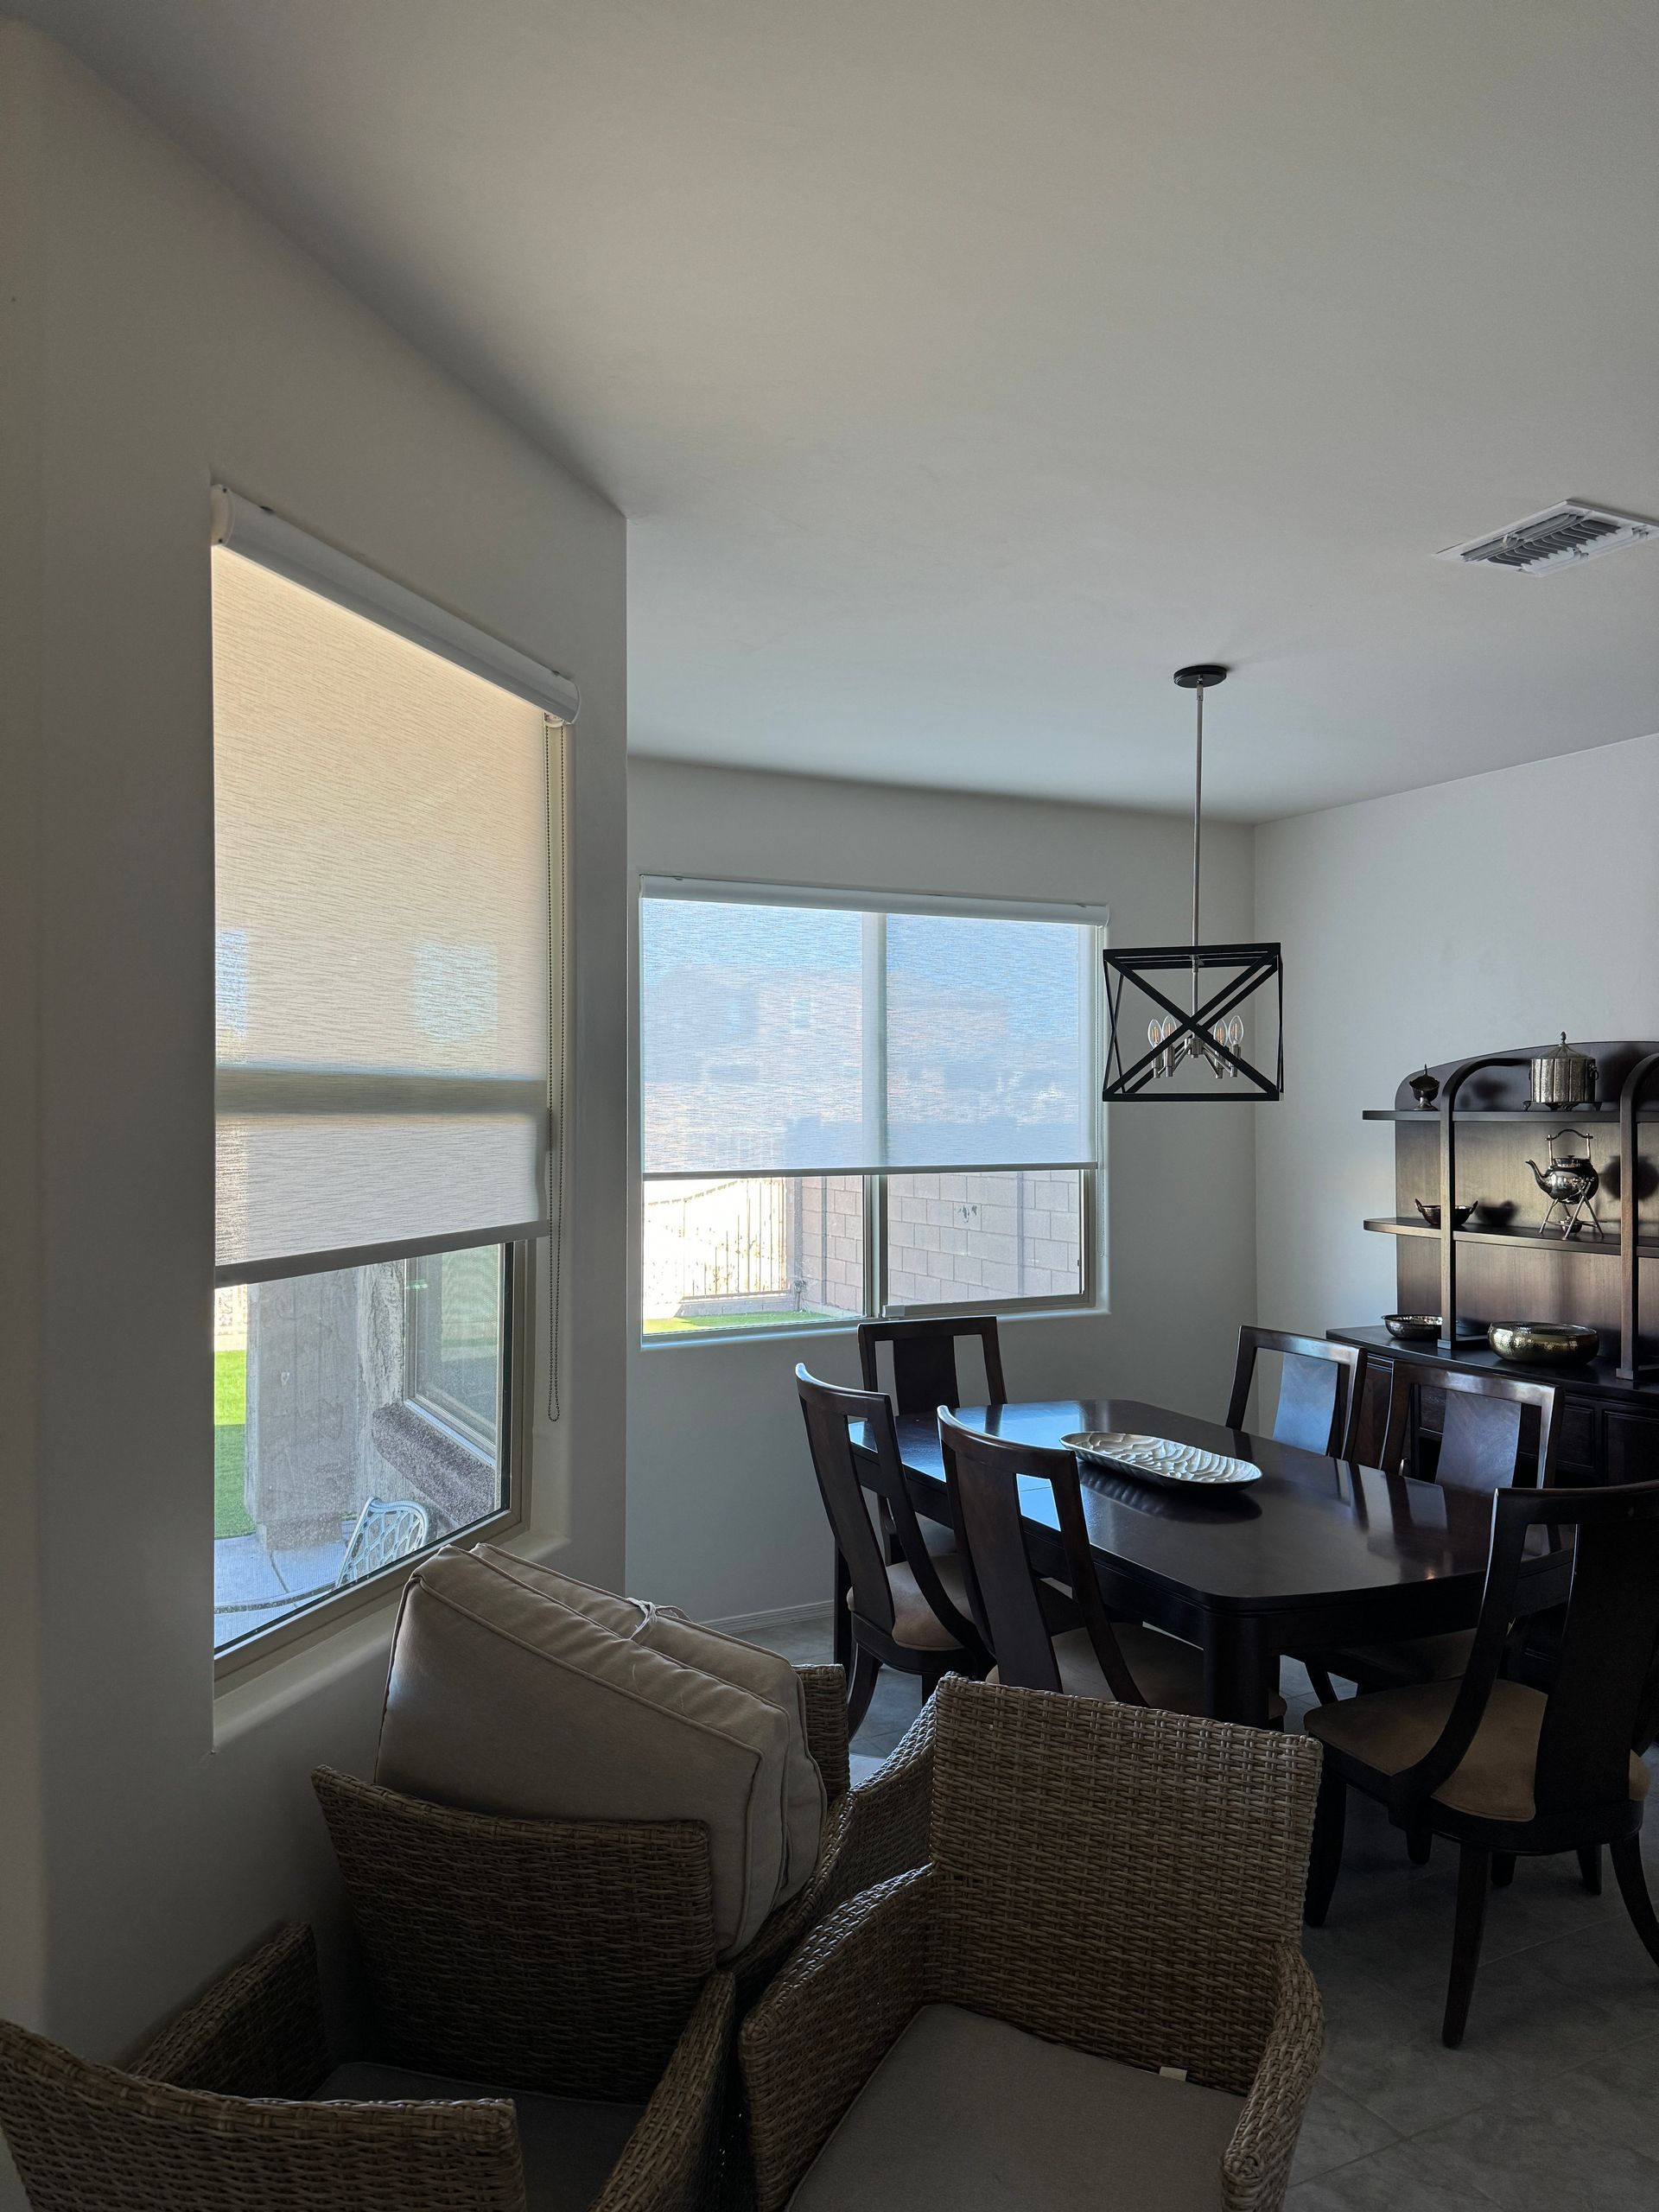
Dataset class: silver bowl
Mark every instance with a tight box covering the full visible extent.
[1384,1313,1440,1341]
[1488,1321,1599,1368]
[1414,1199,1479,1230]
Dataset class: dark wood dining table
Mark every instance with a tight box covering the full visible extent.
[884,1395,1573,1727]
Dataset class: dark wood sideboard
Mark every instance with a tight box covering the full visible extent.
[1329,1039,1659,1487]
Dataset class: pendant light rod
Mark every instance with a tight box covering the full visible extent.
[1192,677,1204,951]
[1173,663,1227,1004]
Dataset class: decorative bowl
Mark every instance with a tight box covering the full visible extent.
[1488,1322,1599,1368]
[1061,1431,1261,1489]
[1384,1313,1440,1341]
[1415,1199,1479,1230]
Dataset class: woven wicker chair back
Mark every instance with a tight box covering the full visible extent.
[314,1770,715,2101]
[924,1677,1320,2092]
[0,2022,527,2212]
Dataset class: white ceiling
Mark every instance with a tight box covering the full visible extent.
[21,0,1659,819]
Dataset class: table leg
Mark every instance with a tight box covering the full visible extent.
[1204,1613,1276,1727]
[832,1546,853,1675]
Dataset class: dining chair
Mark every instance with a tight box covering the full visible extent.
[1377,1360,1560,1492]
[938,1409,1285,1719]
[1225,1326,1367,1458]
[856,1314,1007,1416]
[797,1368,987,1732]
[1305,1479,1659,2047]
[1296,1363,1562,1710]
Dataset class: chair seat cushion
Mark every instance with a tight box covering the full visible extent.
[785,2002,1243,2210]
[475,1547,828,1900]
[317,2063,644,2212]
[1306,1676,1652,1822]
[377,1547,794,1958]
[856,1553,973,1652]
[993,1625,1286,1721]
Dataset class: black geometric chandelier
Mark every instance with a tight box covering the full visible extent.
[1102,664,1284,1103]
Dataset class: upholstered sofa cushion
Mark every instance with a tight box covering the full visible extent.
[786,2002,1243,2209]
[377,1546,795,1956]
[474,1546,827,1897]
[1307,1675,1652,1822]
[317,2062,643,2212]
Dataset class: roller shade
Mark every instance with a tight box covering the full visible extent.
[640,891,1099,1177]
[213,534,556,1283]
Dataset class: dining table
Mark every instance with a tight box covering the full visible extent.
[877,1395,1573,1727]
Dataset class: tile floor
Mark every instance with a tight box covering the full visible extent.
[752,1608,1659,2209]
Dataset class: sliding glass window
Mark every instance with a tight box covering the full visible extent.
[639,886,1103,1337]
[211,493,564,1658]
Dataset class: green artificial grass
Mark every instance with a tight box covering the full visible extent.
[214,1347,254,1540]
[644,1307,846,1337]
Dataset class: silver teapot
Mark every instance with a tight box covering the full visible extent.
[1524,1128,1604,1240]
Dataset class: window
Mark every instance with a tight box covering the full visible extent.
[639,886,1103,1336]
[211,489,569,1657]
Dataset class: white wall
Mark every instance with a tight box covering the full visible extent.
[626,760,1259,1624]
[0,17,627,2101]
[1254,731,1659,1336]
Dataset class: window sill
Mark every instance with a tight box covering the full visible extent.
[638,1302,1108,1351]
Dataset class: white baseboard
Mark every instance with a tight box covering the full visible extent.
[705,1599,833,1635]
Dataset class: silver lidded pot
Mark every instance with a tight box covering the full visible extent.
[1529,1034,1597,1109]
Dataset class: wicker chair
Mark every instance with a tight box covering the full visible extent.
[315,1662,938,2018]
[740,1677,1323,2212]
[0,1923,732,2212]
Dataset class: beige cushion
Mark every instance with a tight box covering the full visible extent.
[474,1547,828,1900]
[786,2001,1243,2210]
[1306,1675,1652,1823]
[991,1625,1285,1721]
[377,1546,793,1957]
[851,1554,972,1652]
[317,2063,643,2212]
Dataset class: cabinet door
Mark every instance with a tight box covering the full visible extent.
[1554,1398,1599,1478]
[1603,1412,1659,1486]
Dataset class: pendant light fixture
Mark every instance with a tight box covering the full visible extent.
[1102,664,1284,1102]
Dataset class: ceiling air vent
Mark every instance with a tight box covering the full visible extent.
[1437,502,1658,576]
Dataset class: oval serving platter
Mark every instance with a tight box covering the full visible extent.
[1061,1430,1262,1489]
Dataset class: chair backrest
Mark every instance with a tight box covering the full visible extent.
[0,2024,526,2212]
[314,1767,715,2101]
[925,1676,1320,2094]
[856,1315,1007,1417]
[337,1497,429,1586]
[1379,1363,1559,1492]
[1225,1326,1364,1457]
[796,1367,976,1651]
[1399,1481,1659,1824]
[938,1411,1144,1703]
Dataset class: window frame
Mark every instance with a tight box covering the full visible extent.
[404,1243,509,1456]
[638,880,1109,1345]
[209,492,563,1682]
[213,1238,531,1683]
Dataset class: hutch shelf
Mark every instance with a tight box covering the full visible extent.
[1330,1040,1659,1485]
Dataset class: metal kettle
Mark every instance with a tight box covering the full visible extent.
[1524,1128,1604,1239]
